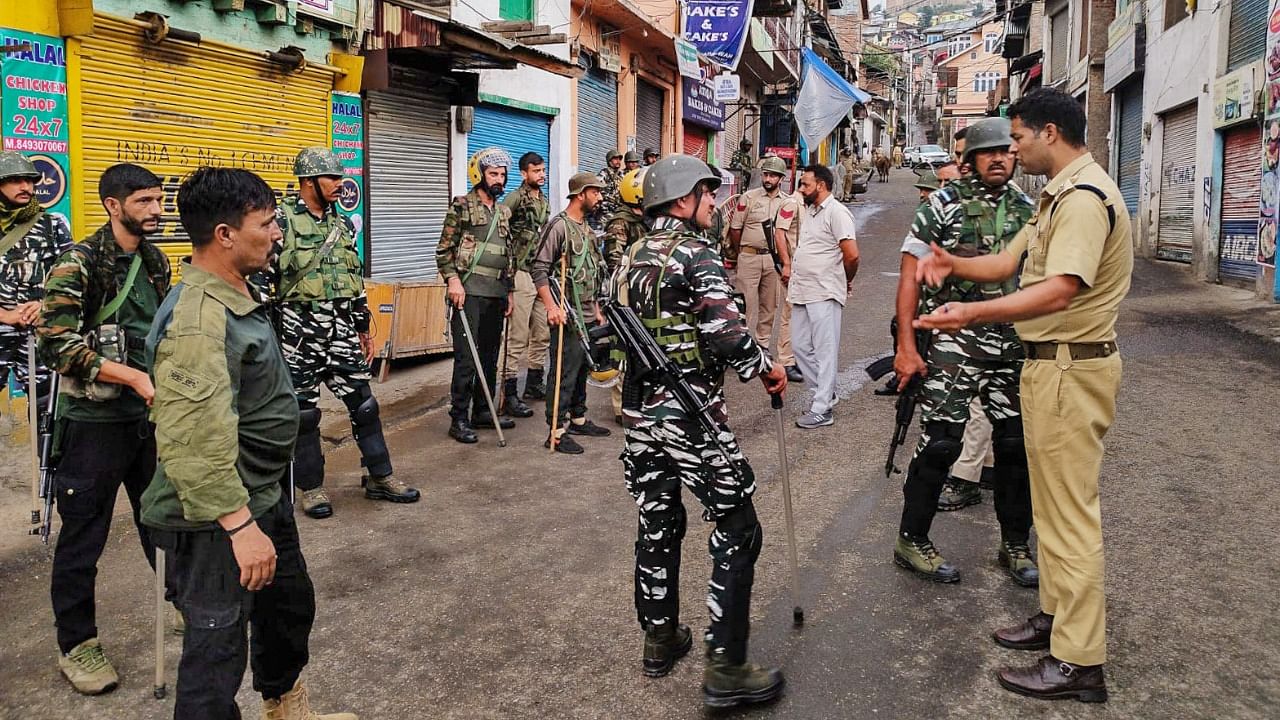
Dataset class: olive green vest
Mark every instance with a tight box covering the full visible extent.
[458,201,510,298]
[279,201,364,302]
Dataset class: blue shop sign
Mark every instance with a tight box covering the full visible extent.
[681,0,754,70]
[682,78,725,130]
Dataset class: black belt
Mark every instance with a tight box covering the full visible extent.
[1022,341,1117,361]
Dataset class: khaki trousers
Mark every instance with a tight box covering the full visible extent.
[950,396,994,482]
[776,297,794,366]
[502,270,549,381]
[734,252,778,350]
[1021,350,1122,667]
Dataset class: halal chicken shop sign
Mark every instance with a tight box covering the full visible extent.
[681,0,755,69]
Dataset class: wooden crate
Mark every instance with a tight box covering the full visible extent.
[366,278,452,365]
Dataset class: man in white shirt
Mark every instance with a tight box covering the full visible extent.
[787,164,859,428]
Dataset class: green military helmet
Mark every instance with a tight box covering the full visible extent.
[913,170,942,192]
[623,150,641,163]
[607,148,624,162]
[642,154,721,213]
[961,118,1013,165]
[293,146,344,178]
[759,156,787,177]
[0,151,41,182]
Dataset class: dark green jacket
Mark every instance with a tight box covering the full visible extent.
[141,263,299,530]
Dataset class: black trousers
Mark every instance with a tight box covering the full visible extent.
[545,320,589,426]
[449,294,505,422]
[51,418,157,654]
[152,499,315,720]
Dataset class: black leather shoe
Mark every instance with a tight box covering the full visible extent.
[785,365,804,383]
[473,412,515,430]
[567,419,612,437]
[993,611,1053,650]
[997,655,1107,703]
[448,419,478,444]
[642,623,693,678]
[545,432,584,454]
[523,369,546,401]
[501,379,534,418]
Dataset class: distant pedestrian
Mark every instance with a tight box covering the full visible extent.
[788,164,859,428]
[623,150,642,173]
[916,87,1132,704]
[643,148,659,166]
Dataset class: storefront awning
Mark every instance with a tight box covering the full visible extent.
[369,4,581,79]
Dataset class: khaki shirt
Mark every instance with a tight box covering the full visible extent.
[730,187,799,250]
[1005,153,1133,343]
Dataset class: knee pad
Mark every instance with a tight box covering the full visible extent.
[346,387,391,476]
[636,502,687,556]
[293,408,324,490]
[352,393,380,430]
[991,417,1028,466]
[919,421,965,466]
[713,501,763,565]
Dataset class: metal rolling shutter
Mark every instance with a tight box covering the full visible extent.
[1157,105,1198,262]
[1218,125,1262,282]
[468,104,553,199]
[366,83,450,279]
[577,54,618,174]
[1226,0,1267,71]
[1048,10,1069,84]
[78,14,330,276]
[683,126,708,160]
[1116,81,1143,213]
[636,80,664,156]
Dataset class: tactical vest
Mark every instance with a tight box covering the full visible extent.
[929,184,1027,306]
[279,202,363,302]
[624,227,703,367]
[457,199,510,298]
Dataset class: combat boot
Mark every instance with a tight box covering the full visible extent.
[473,411,515,430]
[501,378,533,418]
[702,648,785,709]
[642,623,692,677]
[523,368,546,401]
[262,680,358,720]
[937,479,982,511]
[998,539,1040,587]
[58,638,119,695]
[300,488,333,519]
[545,430,583,455]
[894,535,960,583]
[361,474,420,503]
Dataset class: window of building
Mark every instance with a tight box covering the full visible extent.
[984,33,1001,54]
[1049,8,1069,82]
[973,71,1002,93]
[499,0,535,22]
[1164,0,1189,29]
[1077,0,1091,60]
[970,50,978,59]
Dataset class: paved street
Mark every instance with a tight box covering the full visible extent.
[1,169,1277,719]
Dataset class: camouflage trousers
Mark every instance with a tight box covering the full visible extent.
[279,301,371,410]
[899,352,1032,542]
[621,416,763,663]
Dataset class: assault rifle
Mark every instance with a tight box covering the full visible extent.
[761,218,784,275]
[30,372,60,544]
[865,319,932,478]
[601,299,741,479]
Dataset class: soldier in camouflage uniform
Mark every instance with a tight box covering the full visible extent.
[499,151,551,417]
[0,152,72,411]
[611,155,788,709]
[593,149,625,230]
[603,167,649,423]
[729,138,755,192]
[272,147,418,520]
[891,118,1038,587]
[438,147,517,444]
[38,163,169,694]
[623,150,641,173]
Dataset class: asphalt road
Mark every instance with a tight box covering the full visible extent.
[1,169,1277,719]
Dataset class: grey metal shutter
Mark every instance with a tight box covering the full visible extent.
[577,54,618,174]
[1157,105,1199,263]
[1218,124,1262,282]
[1227,0,1267,71]
[636,80,664,156]
[366,83,450,279]
[1116,81,1143,213]
[1049,10,1069,84]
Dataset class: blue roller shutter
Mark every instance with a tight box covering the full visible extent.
[577,54,618,174]
[468,104,553,199]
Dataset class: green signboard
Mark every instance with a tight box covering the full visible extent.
[1,29,72,226]
[330,91,365,260]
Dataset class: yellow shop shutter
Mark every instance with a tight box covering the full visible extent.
[77,14,332,277]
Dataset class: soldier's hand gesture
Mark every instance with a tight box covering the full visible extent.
[760,364,787,395]
[447,277,467,309]
[915,243,955,288]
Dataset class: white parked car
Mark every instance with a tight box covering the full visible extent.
[913,144,952,168]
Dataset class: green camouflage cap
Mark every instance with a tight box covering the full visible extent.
[913,170,942,192]
[642,154,721,212]
[623,150,641,163]
[759,156,787,176]
[0,151,41,182]
[962,118,1013,165]
[293,146,344,178]
[567,171,606,197]
[607,148,623,161]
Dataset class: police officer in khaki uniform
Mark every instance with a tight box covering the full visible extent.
[728,156,802,382]
[916,88,1131,704]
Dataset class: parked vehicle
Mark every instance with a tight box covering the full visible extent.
[912,144,952,168]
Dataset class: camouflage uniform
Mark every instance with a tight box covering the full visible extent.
[613,215,773,664]
[0,199,71,391]
[897,176,1035,545]
[603,208,649,274]
[271,194,394,493]
[437,189,514,425]
[594,166,624,229]
[500,183,550,387]
[38,222,170,655]
[729,148,754,191]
